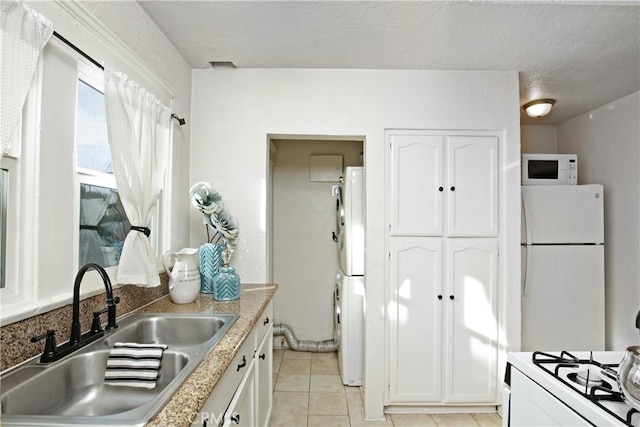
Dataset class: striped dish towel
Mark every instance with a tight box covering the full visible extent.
[104,342,168,389]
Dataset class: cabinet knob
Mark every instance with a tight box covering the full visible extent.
[237,355,247,371]
[449,295,455,300]
[438,186,443,192]
[231,413,240,424]
[437,295,443,300]
[450,186,455,191]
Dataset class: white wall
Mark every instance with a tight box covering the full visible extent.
[271,140,362,341]
[191,68,521,418]
[521,125,557,153]
[557,91,640,350]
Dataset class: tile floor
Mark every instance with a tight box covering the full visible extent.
[271,349,503,427]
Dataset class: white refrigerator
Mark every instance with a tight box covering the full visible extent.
[521,184,605,351]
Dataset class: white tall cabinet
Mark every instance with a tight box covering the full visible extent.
[386,130,500,407]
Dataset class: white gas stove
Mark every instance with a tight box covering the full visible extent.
[506,351,640,426]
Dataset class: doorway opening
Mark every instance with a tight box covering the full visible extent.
[267,135,364,345]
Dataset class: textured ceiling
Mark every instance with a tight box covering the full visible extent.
[137,1,640,125]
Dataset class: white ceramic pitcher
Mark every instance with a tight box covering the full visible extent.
[162,248,201,304]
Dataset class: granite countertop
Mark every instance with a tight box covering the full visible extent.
[142,284,277,427]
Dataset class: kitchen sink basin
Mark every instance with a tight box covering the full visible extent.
[0,312,239,426]
[103,313,230,348]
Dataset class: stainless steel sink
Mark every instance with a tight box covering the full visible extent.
[103,313,230,348]
[0,312,239,426]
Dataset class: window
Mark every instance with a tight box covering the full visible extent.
[1,34,171,323]
[75,77,131,268]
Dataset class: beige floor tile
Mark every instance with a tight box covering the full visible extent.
[390,413,437,426]
[273,356,282,374]
[282,349,313,360]
[346,388,363,416]
[472,413,502,427]
[270,391,309,426]
[280,358,312,374]
[431,413,479,427]
[309,391,348,415]
[311,356,340,374]
[310,374,345,392]
[311,351,338,361]
[274,373,311,392]
[308,414,351,427]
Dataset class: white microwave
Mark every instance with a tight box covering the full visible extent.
[522,153,577,185]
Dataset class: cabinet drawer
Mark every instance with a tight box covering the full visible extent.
[256,301,273,344]
[195,328,257,425]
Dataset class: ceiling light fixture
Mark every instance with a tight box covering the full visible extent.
[523,99,556,118]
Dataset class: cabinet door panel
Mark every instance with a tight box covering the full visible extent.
[445,239,498,403]
[390,134,443,236]
[388,238,443,403]
[223,359,256,427]
[256,330,273,427]
[446,136,498,237]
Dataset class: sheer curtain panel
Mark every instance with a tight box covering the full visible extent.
[0,0,53,157]
[104,69,171,287]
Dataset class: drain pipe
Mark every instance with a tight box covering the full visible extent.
[273,322,337,353]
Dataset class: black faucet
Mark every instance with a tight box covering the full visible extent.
[70,263,119,345]
[31,263,119,363]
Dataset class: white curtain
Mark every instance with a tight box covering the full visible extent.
[0,0,53,157]
[79,198,109,266]
[104,69,170,287]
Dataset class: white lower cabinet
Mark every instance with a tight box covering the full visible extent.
[192,301,273,427]
[387,238,498,406]
[223,359,256,427]
[255,331,273,427]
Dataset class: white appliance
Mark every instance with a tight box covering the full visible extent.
[522,153,577,185]
[521,184,605,351]
[338,167,364,276]
[334,166,365,385]
[334,270,365,386]
[505,351,637,426]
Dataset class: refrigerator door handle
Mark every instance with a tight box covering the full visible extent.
[522,195,532,246]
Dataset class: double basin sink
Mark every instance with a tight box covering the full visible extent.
[0,312,239,426]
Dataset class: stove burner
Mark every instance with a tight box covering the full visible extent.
[568,370,612,389]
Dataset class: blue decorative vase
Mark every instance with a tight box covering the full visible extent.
[213,266,241,301]
[199,243,224,294]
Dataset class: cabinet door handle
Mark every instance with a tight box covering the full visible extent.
[237,355,247,371]
[450,186,455,191]
[263,316,270,325]
[438,186,443,192]
[437,295,443,300]
[231,413,240,424]
[449,295,455,300]
[259,353,266,360]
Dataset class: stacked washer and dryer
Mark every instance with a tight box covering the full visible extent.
[334,166,365,386]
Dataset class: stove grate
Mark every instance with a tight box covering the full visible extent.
[532,351,636,427]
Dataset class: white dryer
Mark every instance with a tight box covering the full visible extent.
[337,167,364,276]
[334,269,365,386]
